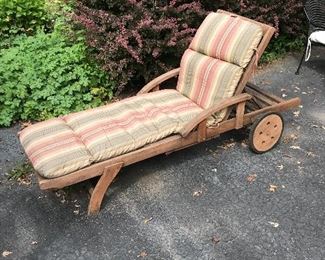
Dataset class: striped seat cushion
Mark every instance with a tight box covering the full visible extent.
[189,12,263,68]
[19,118,94,179]
[19,90,203,178]
[177,49,243,124]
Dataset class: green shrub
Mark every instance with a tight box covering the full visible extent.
[0,0,49,40]
[260,34,305,63]
[0,26,116,126]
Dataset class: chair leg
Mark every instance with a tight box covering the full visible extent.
[295,37,309,75]
[88,162,123,215]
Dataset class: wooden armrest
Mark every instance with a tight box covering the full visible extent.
[137,68,180,95]
[180,93,252,137]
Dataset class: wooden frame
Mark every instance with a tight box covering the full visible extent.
[35,10,301,214]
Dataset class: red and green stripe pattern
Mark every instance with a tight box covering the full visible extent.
[177,49,243,124]
[189,12,263,68]
[19,90,203,178]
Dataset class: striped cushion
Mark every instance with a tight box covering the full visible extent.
[189,12,263,68]
[19,118,94,179]
[19,90,203,178]
[177,49,243,124]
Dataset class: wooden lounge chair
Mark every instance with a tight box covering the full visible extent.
[19,10,301,215]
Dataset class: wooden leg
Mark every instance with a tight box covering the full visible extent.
[88,162,123,215]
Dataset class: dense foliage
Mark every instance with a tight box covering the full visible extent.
[0,0,49,39]
[73,0,305,93]
[201,0,305,37]
[0,26,116,126]
[73,0,207,93]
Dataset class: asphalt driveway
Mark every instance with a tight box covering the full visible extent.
[0,47,324,260]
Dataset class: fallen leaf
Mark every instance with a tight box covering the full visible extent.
[283,133,298,144]
[211,235,221,244]
[306,151,315,157]
[241,141,248,148]
[17,176,32,186]
[293,111,300,117]
[277,165,284,170]
[268,221,279,228]
[2,251,12,257]
[246,174,257,183]
[218,139,236,150]
[269,184,278,192]
[137,251,148,258]
[144,217,153,224]
[193,190,203,197]
[20,121,32,130]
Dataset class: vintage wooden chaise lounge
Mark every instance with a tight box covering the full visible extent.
[19,10,301,214]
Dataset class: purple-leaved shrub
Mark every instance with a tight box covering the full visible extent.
[73,0,304,93]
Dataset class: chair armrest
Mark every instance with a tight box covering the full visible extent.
[179,93,252,137]
[137,68,180,95]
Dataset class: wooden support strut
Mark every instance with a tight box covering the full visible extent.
[88,162,123,215]
[235,101,246,129]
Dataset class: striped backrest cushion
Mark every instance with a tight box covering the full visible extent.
[189,12,263,68]
[177,49,243,124]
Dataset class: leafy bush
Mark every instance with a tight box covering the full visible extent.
[73,0,305,93]
[260,34,305,63]
[0,26,116,127]
[201,0,305,37]
[0,0,49,39]
[73,0,206,93]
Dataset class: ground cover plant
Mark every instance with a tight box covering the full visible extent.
[0,25,116,126]
[0,0,116,126]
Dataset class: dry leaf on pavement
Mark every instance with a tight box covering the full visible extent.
[144,217,153,224]
[277,165,284,170]
[268,221,279,228]
[2,251,12,257]
[193,190,203,197]
[269,184,278,192]
[211,235,221,244]
[293,111,300,117]
[246,174,257,183]
[283,133,298,144]
[137,251,148,257]
[290,145,301,150]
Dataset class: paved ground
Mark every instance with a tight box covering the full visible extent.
[0,47,324,260]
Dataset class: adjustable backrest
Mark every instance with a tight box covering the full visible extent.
[177,11,264,124]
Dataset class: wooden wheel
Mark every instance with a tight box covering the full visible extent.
[249,112,284,153]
